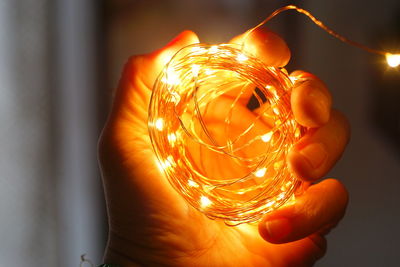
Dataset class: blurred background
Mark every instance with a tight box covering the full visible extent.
[1,0,399,266]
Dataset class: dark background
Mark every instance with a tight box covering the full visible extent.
[1,0,399,266]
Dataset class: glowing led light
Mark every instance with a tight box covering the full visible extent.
[157,156,174,172]
[209,45,219,54]
[237,53,248,62]
[161,68,180,85]
[191,46,203,54]
[265,201,275,208]
[191,64,200,77]
[261,131,273,142]
[289,75,299,83]
[277,192,286,200]
[204,68,215,75]
[188,179,199,187]
[155,159,164,172]
[386,53,400,68]
[148,4,399,226]
[170,92,181,104]
[161,155,174,170]
[155,118,164,131]
[167,133,177,143]
[200,196,212,208]
[254,167,267,177]
[274,161,284,171]
[149,43,302,225]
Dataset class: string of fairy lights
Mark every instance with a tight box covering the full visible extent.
[148,5,399,225]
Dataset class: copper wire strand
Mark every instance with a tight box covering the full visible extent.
[242,5,387,56]
[149,44,302,224]
[148,5,398,225]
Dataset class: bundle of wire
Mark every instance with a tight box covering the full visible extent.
[148,5,399,225]
[148,43,304,224]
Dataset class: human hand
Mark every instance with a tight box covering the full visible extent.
[98,29,350,267]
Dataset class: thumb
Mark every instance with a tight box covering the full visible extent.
[258,179,348,244]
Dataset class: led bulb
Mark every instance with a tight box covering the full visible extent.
[149,43,304,225]
[386,53,400,68]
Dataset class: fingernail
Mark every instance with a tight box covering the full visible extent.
[265,218,291,242]
[299,143,328,169]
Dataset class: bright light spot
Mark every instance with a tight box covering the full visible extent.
[188,179,199,188]
[191,46,203,54]
[265,201,275,208]
[209,45,219,54]
[386,53,400,68]
[277,192,286,200]
[261,132,273,143]
[204,68,215,75]
[170,92,181,104]
[273,107,280,115]
[162,155,174,170]
[294,128,301,138]
[161,68,180,85]
[167,133,177,143]
[289,75,299,83]
[155,159,164,172]
[274,161,284,171]
[255,167,267,177]
[156,155,174,171]
[237,53,248,62]
[191,64,200,77]
[200,196,212,208]
[268,86,278,98]
[155,118,164,131]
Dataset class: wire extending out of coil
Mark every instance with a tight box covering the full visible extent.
[148,5,399,225]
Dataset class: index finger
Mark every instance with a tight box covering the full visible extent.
[223,28,291,102]
[229,28,291,67]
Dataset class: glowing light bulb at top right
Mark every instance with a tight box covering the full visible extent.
[386,53,400,68]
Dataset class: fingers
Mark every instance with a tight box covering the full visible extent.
[229,28,291,67]
[258,179,349,244]
[110,30,199,120]
[269,234,327,267]
[122,30,200,92]
[288,109,350,181]
[290,70,332,128]
[222,29,290,104]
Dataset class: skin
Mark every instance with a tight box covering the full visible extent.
[98,29,350,267]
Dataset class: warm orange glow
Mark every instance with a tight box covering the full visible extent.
[200,196,212,208]
[191,64,200,77]
[161,68,180,85]
[236,53,248,62]
[254,167,267,177]
[149,43,303,225]
[386,53,400,68]
[148,5,396,225]
[154,118,164,131]
[261,132,273,142]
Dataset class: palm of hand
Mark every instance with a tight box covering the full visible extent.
[99,59,323,267]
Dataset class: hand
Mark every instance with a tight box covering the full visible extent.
[98,30,350,267]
